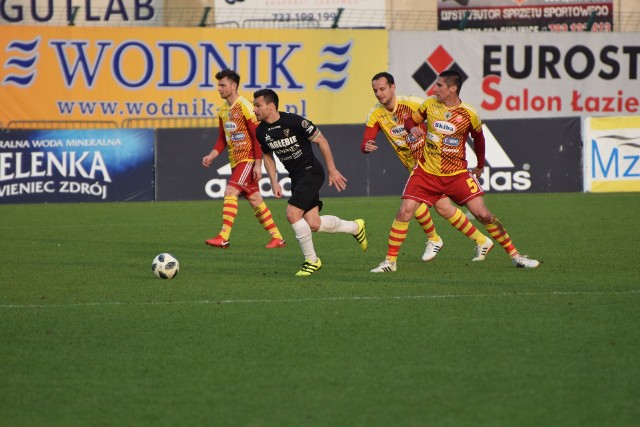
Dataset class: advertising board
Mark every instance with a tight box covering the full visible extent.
[583,116,640,192]
[0,26,387,126]
[389,31,639,120]
[0,128,154,203]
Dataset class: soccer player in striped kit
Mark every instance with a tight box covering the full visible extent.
[202,69,285,250]
[371,70,539,272]
[363,72,491,262]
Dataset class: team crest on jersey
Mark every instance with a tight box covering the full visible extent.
[283,129,290,137]
[434,120,456,135]
[427,132,441,143]
[444,111,452,120]
[225,122,237,132]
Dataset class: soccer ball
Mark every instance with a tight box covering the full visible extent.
[152,253,179,279]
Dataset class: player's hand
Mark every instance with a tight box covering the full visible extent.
[410,127,425,138]
[272,181,283,198]
[471,167,483,179]
[328,169,347,192]
[364,140,378,153]
[252,163,262,181]
[202,155,213,168]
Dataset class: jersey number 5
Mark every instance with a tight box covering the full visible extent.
[466,177,479,194]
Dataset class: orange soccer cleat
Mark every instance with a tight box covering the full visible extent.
[265,238,286,249]
[205,235,230,249]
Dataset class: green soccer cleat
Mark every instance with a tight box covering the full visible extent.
[295,258,322,276]
[353,219,368,252]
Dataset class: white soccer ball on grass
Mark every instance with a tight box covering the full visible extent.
[152,253,179,279]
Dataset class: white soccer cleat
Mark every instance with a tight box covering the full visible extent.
[472,239,494,262]
[422,236,443,262]
[370,260,397,273]
[512,254,540,268]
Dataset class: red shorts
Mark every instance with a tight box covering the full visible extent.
[402,168,484,207]
[228,161,259,197]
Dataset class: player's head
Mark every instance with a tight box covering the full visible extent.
[215,69,240,100]
[371,72,396,109]
[215,69,240,85]
[438,69,464,95]
[253,88,279,122]
[372,71,394,86]
[253,88,279,108]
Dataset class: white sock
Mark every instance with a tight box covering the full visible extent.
[318,215,358,234]
[291,219,317,262]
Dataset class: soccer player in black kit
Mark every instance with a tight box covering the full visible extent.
[252,88,367,276]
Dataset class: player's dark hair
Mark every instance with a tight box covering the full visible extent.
[439,69,464,94]
[254,88,279,109]
[372,71,395,85]
[215,69,240,85]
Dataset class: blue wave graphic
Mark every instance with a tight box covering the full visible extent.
[317,77,347,90]
[317,40,352,91]
[319,60,349,73]
[321,42,352,56]
[8,39,39,52]
[2,73,36,86]
[6,56,37,68]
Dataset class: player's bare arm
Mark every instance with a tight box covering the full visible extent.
[202,149,220,168]
[262,153,282,198]
[470,126,486,180]
[252,159,263,181]
[312,131,347,192]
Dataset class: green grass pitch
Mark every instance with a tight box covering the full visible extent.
[1,193,639,426]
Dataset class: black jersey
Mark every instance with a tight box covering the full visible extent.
[256,112,324,178]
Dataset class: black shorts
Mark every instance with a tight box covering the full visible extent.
[288,169,325,213]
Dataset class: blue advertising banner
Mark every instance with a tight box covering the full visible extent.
[0,129,154,203]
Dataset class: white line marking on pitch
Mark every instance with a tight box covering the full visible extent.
[1,290,639,309]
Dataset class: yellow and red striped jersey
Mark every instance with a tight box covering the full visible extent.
[410,97,485,176]
[215,96,260,168]
[363,95,425,171]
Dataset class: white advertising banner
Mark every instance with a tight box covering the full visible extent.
[213,0,385,28]
[583,116,640,193]
[389,32,639,120]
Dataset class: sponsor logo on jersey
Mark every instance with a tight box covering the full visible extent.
[224,122,237,132]
[268,135,298,149]
[434,120,456,135]
[443,136,459,146]
[231,132,245,141]
[391,125,406,137]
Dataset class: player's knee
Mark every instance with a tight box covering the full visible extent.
[474,211,494,225]
[434,203,455,219]
[396,206,414,222]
